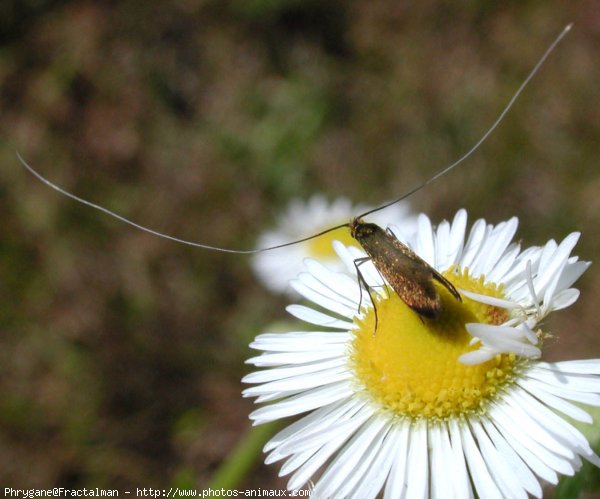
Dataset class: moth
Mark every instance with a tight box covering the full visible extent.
[18,24,571,320]
[350,219,461,319]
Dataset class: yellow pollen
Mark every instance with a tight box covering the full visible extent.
[307,227,359,259]
[352,268,515,420]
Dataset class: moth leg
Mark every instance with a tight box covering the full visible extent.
[370,265,391,300]
[354,257,379,334]
[353,257,370,311]
[385,227,404,247]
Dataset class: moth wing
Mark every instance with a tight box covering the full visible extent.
[386,236,461,312]
[384,237,443,317]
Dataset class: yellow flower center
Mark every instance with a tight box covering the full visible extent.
[307,227,360,259]
[352,268,516,420]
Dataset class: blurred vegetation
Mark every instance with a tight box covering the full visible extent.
[0,0,599,494]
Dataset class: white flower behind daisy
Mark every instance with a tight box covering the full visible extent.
[243,209,600,498]
[251,195,416,294]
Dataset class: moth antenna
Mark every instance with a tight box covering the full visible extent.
[17,152,346,254]
[19,23,572,254]
[357,22,573,220]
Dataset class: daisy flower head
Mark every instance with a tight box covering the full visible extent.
[251,195,416,294]
[243,209,600,498]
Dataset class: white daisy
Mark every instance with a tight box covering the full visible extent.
[243,209,600,498]
[251,195,416,294]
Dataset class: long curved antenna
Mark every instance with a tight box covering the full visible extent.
[18,152,348,254]
[19,23,572,254]
[356,23,573,220]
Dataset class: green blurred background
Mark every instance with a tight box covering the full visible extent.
[1,0,599,494]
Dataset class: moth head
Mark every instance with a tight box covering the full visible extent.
[349,218,381,240]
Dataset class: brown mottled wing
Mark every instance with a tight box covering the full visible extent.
[358,228,460,318]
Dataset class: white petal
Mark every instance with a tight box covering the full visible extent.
[533,233,580,300]
[549,288,580,310]
[333,240,363,275]
[292,274,357,317]
[313,415,388,498]
[429,424,449,499]
[482,419,542,498]
[440,422,473,499]
[405,421,429,499]
[460,289,520,309]
[501,395,575,459]
[242,367,351,397]
[264,398,362,452]
[459,218,487,268]
[555,260,590,291]
[459,420,503,499]
[383,424,411,498]
[470,218,518,277]
[304,259,362,306]
[536,240,558,281]
[415,214,435,267]
[487,413,558,485]
[286,304,354,329]
[254,392,304,404]
[349,422,401,499]
[486,243,521,283]
[459,347,497,365]
[249,382,353,424]
[491,403,575,476]
[328,417,391,498]
[243,357,347,384]
[540,258,569,313]
[278,448,316,478]
[538,359,600,375]
[518,378,593,423]
[470,419,528,499]
[249,331,350,352]
[525,368,600,393]
[434,220,452,270]
[511,389,600,467]
[520,377,600,406]
[286,428,360,490]
[447,419,474,499]
[447,209,468,265]
[276,405,374,461]
[246,349,343,367]
[465,323,541,360]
